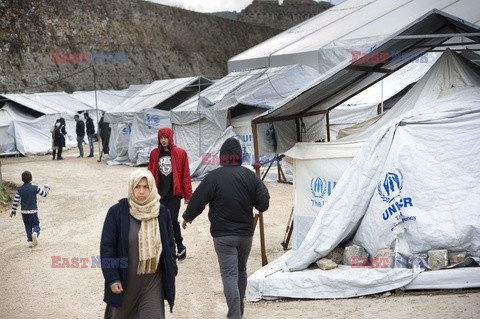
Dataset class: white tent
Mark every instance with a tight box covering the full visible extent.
[170,65,322,176]
[285,50,480,247]
[104,77,211,165]
[337,50,480,141]
[228,0,480,73]
[0,103,36,155]
[247,49,480,301]
[329,52,441,138]
[70,88,137,112]
[1,92,93,154]
[107,108,170,166]
[8,116,52,155]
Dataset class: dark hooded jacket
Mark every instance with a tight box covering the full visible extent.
[148,128,192,200]
[183,138,270,237]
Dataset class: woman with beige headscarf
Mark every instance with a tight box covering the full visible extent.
[101,169,177,319]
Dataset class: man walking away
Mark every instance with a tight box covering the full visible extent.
[182,137,270,319]
[74,114,85,158]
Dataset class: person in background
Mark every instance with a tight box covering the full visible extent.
[147,127,192,261]
[100,169,177,318]
[74,114,85,158]
[54,117,66,160]
[84,112,95,157]
[182,137,270,319]
[10,170,51,248]
[98,112,110,155]
[51,119,59,160]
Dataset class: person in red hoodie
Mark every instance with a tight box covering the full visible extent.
[148,127,192,261]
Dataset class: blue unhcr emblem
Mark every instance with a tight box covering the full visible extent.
[310,177,327,199]
[146,114,161,129]
[377,169,403,203]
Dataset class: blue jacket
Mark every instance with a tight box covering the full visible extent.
[17,183,41,210]
[100,198,177,312]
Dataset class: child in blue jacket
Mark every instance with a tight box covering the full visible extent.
[10,171,50,248]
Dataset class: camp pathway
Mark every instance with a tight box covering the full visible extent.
[0,149,479,318]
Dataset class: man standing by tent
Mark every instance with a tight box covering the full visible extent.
[74,114,85,158]
[148,127,192,261]
[84,112,95,158]
[181,137,270,319]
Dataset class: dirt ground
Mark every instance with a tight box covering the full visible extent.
[1,146,479,319]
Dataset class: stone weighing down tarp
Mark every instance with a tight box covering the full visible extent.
[247,88,480,301]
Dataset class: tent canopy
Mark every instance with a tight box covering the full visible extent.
[253,9,480,126]
[229,0,480,73]
[171,65,322,163]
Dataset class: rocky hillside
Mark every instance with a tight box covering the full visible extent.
[238,0,332,30]
[0,0,280,93]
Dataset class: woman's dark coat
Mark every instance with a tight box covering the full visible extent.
[100,198,177,312]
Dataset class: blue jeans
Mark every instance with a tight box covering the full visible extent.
[87,134,94,156]
[213,236,253,319]
[22,213,40,242]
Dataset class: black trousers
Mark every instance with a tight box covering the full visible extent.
[160,195,183,252]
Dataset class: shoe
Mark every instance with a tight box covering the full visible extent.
[177,246,186,261]
[32,232,38,247]
[28,241,33,248]
[77,155,83,158]
[57,157,64,160]
[87,155,94,157]
[52,157,56,160]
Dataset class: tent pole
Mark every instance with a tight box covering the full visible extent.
[252,121,268,266]
[295,117,301,142]
[326,112,330,142]
[93,65,101,159]
[197,76,201,158]
[381,80,384,113]
[252,122,260,176]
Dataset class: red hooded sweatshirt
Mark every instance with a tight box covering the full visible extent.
[148,127,192,201]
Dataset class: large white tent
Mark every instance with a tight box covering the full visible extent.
[286,49,480,249]
[0,103,35,155]
[247,49,480,301]
[250,8,480,164]
[228,0,480,73]
[0,92,93,155]
[170,65,321,177]
[104,77,212,165]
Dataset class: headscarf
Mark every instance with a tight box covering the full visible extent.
[127,169,162,275]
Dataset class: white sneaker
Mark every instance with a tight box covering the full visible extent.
[32,232,38,247]
[28,241,33,248]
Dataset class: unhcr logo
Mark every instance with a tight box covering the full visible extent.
[377,169,403,203]
[377,168,415,226]
[310,177,336,208]
[145,114,161,129]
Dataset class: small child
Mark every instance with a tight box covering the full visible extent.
[10,171,50,248]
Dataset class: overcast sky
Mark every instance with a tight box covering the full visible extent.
[146,0,345,13]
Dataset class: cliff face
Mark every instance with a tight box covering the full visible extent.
[0,0,280,93]
[238,0,332,31]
